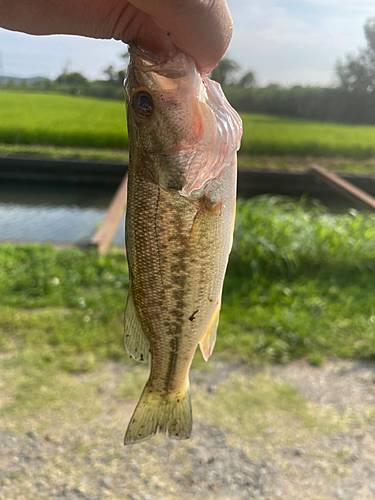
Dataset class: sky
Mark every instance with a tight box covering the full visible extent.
[0,0,374,87]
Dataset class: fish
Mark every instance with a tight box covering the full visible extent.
[123,45,242,445]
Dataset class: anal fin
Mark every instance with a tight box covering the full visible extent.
[199,299,221,361]
[124,285,150,363]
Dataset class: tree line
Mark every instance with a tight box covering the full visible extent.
[2,18,375,125]
[216,18,375,125]
[0,67,127,100]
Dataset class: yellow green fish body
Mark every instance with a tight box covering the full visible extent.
[124,47,242,445]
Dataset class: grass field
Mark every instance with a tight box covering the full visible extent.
[0,90,127,149]
[241,113,375,158]
[3,89,375,158]
[1,195,375,376]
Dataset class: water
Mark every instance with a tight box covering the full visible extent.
[0,180,125,246]
[0,176,355,247]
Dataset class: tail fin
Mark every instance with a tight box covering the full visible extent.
[124,378,192,445]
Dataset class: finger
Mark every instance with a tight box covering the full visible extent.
[111,4,177,60]
[123,0,233,74]
[0,0,232,74]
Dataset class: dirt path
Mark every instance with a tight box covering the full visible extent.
[1,359,375,500]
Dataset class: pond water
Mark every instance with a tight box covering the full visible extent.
[0,175,358,247]
[0,180,125,246]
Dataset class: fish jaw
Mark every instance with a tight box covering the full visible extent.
[125,46,242,199]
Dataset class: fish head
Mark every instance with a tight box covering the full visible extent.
[125,46,242,197]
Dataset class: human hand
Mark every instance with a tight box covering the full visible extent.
[0,0,232,74]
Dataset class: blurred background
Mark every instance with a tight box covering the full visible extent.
[1,2,375,500]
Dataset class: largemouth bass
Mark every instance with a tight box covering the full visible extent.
[124,46,242,445]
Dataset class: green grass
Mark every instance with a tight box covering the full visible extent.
[237,154,375,174]
[0,344,101,425]
[195,371,344,444]
[0,90,127,149]
[1,196,375,429]
[1,196,375,372]
[0,244,129,364]
[3,90,375,159]
[220,196,375,363]
[0,143,129,162]
[241,113,375,158]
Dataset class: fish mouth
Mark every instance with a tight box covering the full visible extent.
[128,44,189,79]
[128,43,161,65]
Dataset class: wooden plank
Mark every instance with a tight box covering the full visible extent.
[311,163,375,211]
[91,173,128,255]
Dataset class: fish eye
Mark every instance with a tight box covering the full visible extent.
[131,91,154,118]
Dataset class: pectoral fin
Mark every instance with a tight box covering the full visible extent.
[124,284,150,363]
[199,299,221,361]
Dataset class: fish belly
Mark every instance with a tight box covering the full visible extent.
[124,162,236,443]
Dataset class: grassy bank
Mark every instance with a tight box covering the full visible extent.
[223,196,375,364]
[1,196,375,373]
[1,195,375,450]
[0,143,129,162]
[3,90,375,158]
[4,142,375,175]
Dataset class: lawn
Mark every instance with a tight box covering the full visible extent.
[3,89,375,158]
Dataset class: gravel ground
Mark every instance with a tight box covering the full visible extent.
[1,359,375,500]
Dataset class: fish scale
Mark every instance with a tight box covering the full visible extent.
[123,46,242,445]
